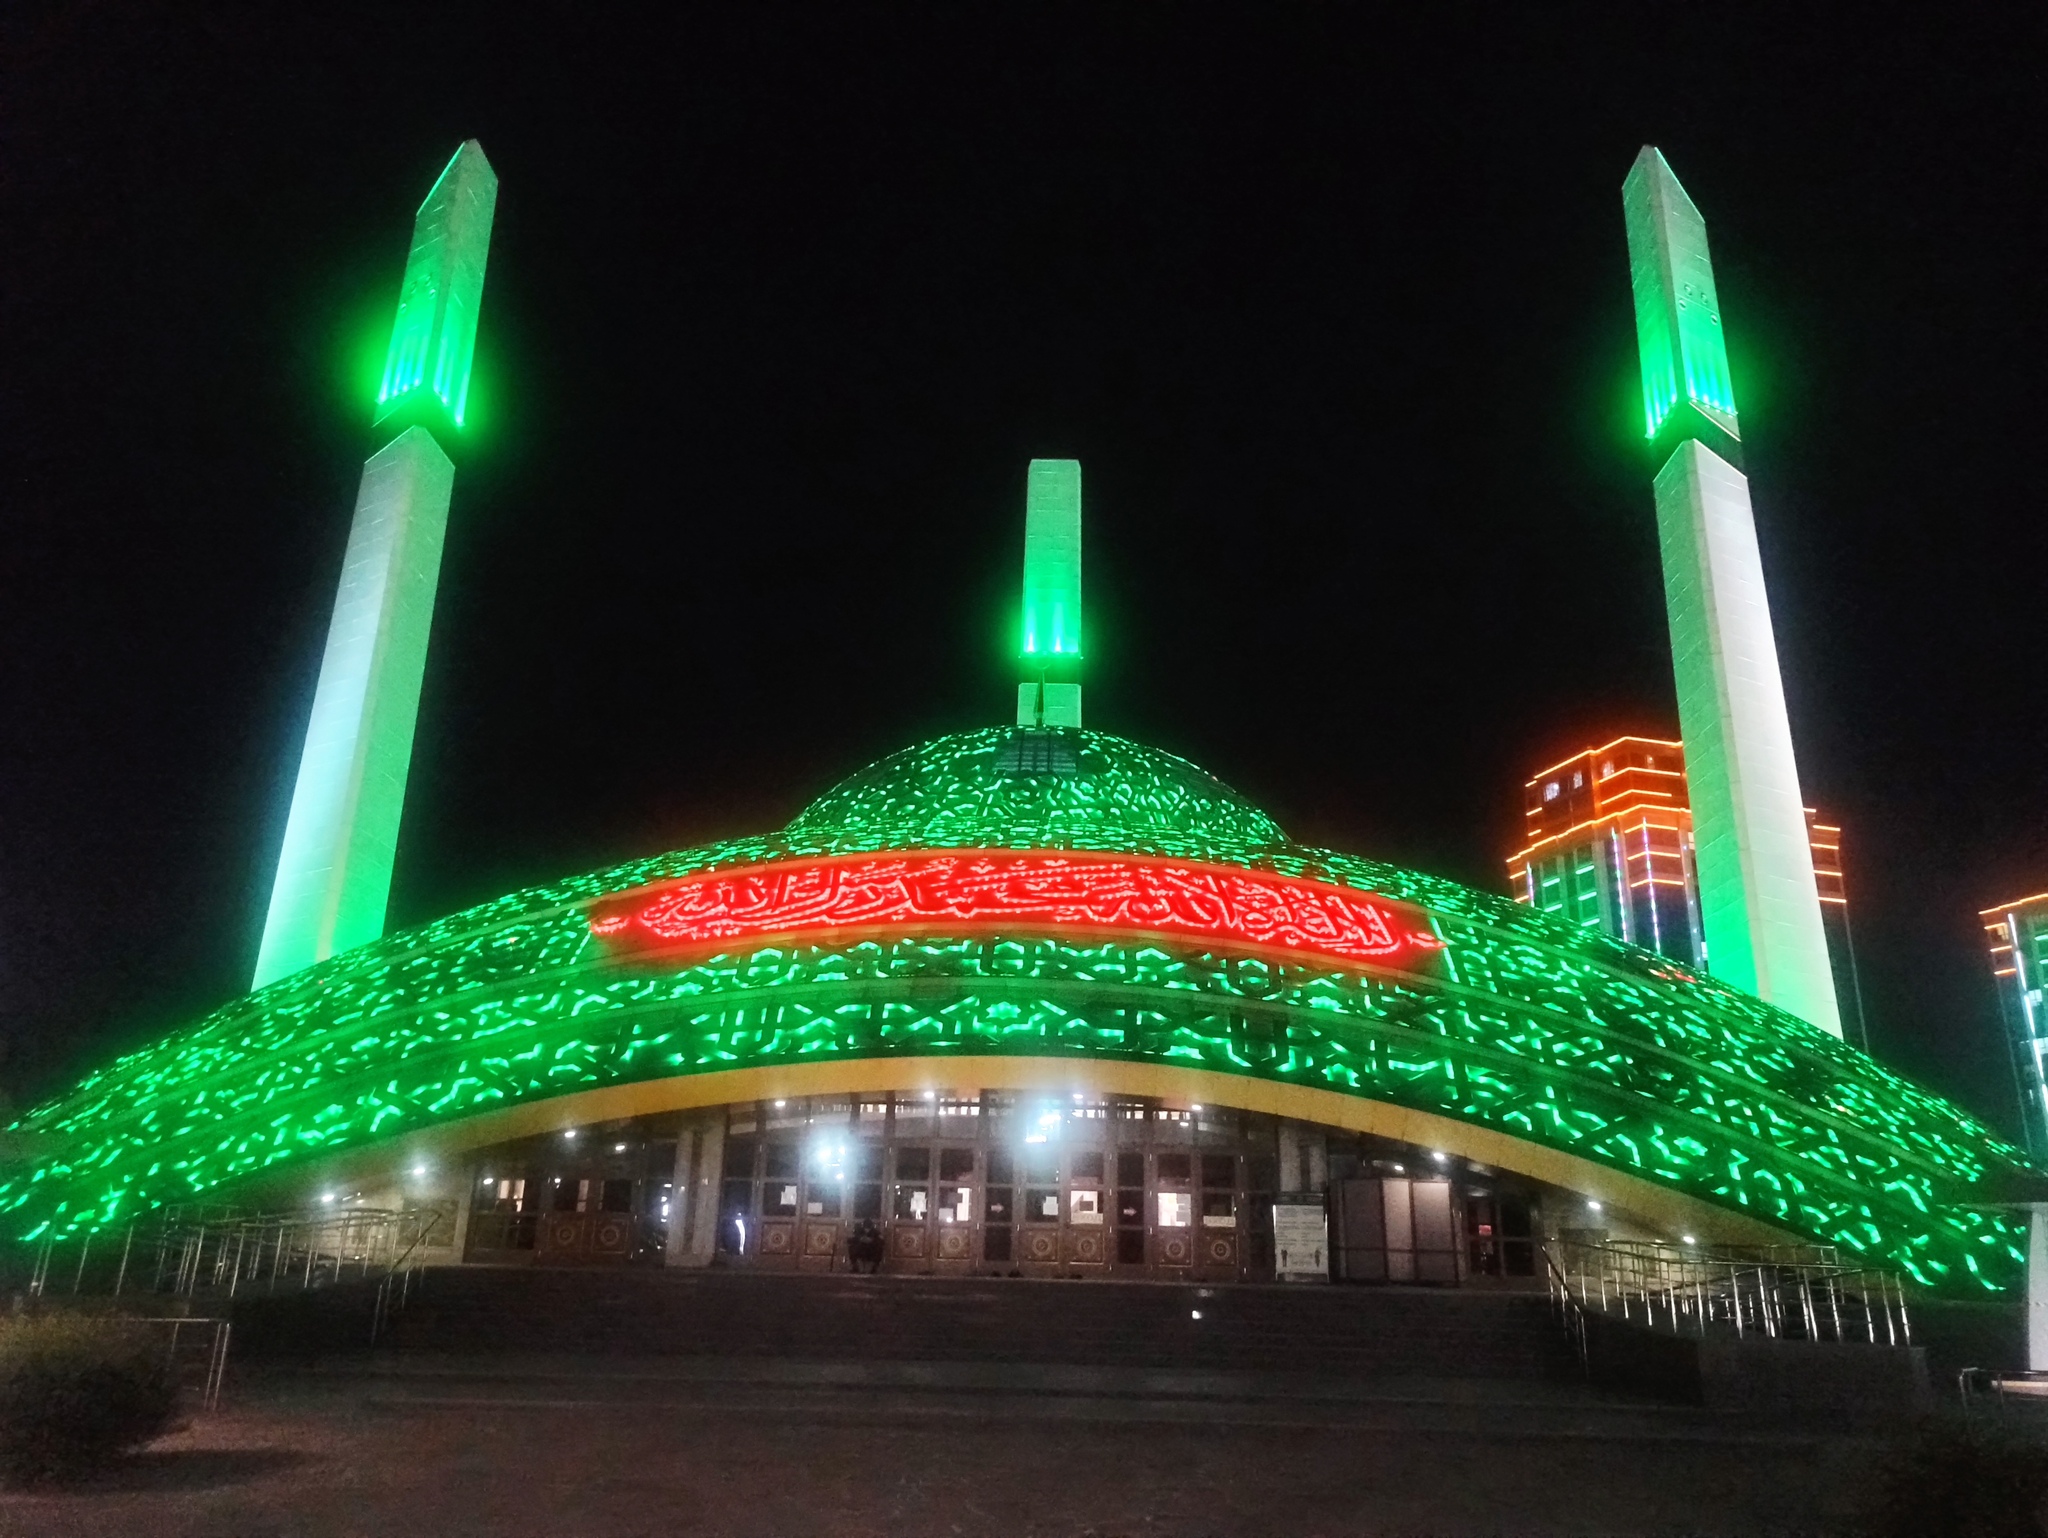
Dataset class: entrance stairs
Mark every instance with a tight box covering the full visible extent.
[238,1266,1575,1381]
[224,1270,1842,1446]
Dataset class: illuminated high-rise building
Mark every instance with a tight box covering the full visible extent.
[1622,146,1841,1037]
[254,142,498,989]
[1508,735,1866,1045]
[1804,811,1868,1050]
[1507,737,1703,967]
[1982,892,2048,1157]
[1016,458,1082,729]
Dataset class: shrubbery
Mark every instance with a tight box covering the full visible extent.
[0,1313,178,1484]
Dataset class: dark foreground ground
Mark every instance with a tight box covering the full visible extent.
[0,1271,2023,1536]
[0,1357,1896,1537]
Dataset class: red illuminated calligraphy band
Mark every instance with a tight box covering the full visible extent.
[588,852,1444,973]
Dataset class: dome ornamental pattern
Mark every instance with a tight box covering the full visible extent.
[0,728,2032,1294]
[785,728,1287,857]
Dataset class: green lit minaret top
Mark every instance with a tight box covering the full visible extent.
[1020,459,1082,661]
[375,141,499,430]
[1623,147,1738,444]
[1016,459,1083,729]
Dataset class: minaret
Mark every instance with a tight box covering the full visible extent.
[1621,147,1841,1037]
[1016,458,1083,728]
[254,142,498,988]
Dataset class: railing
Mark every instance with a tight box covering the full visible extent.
[1543,1243,1589,1374]
[1959,1367,2048,1419]
[11,1206,447,1381]
[1544,1236,1914,1347]
[23,1206,442,1306]
[370,1211,443,1341]
[130,1317,233,1411]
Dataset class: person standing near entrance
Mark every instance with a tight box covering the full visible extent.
[849,1218,883,1273]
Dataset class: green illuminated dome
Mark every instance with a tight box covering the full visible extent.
[786,728,1285,857]
[1,727,2035,1295]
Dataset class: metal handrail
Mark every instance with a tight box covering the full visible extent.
[1544,1236,1912,1348]
[21,1205,446,1304]
[1543,1242,1590,1376]
[1959,1366,2048,1419]
[128,1316,232,1411]
[370,1210,443,1342]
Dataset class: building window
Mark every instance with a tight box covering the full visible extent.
[939,1148,976,1181]
[1544,782,1560,802]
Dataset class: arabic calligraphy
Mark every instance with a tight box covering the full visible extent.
[589,852,1442,969]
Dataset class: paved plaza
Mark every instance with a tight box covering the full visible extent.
[0,1359,1891,1537]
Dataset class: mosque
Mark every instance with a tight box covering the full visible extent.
[0,142,2029,1297]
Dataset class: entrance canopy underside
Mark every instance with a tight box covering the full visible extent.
[302,1057,1800,1255]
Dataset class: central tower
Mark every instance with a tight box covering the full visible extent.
[1622,147,1841,1037]
[1016,458,1083,728]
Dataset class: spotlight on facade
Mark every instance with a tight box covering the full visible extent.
[613,1143,626,1153]
[1588,1201,1604,1213]
[320,1192,335,1205]
[1431,1151,1449,1164]
[411,1163,427,1177]
[563,1129,577,1141]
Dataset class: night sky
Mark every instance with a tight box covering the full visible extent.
[4,12,2043,1137]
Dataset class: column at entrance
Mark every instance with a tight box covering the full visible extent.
[668,1114,724,1268]
[446,1156,477,1263]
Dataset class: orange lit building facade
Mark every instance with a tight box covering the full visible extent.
[1981,891,2048,1158]
[1507,736,1866,1046]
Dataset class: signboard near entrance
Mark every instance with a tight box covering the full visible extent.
[1274,1198,1328,1282]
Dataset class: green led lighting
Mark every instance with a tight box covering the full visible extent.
[375,141,498,430]
[1623,147,1738,442]
[1019,460,1082,661]
[4,729,2031,1292]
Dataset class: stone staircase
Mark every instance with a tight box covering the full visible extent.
[236,1266,1576,1382]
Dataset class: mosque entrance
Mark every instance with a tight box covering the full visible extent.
[457,1092,1532,1287]
[713,1092,1277,1281]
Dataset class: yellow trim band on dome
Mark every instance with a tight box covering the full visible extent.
[278,1057,1800,1252]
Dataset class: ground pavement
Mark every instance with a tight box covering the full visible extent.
[0,1354,1892,1537]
